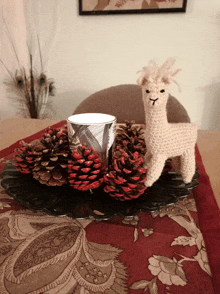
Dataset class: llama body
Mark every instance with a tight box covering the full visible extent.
[137,60,198,187]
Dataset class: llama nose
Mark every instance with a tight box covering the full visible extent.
[149,98,159,105]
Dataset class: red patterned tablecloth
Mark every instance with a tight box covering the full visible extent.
[0,121,219,294]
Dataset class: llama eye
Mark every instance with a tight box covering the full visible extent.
[160,89,165,93]
[146,90,150,93]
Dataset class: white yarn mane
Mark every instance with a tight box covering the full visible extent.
[137,59,181,86]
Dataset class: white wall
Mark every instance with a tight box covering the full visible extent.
[1,0,220,130]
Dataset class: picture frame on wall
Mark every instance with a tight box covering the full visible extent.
[79,0,188,15]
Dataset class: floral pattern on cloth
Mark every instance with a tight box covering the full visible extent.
[129,198,213,293]
[0,209,128,294]
[86,196,214,294]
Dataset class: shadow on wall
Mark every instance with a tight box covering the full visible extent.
[50,90,91,120]
[201,82,220,130]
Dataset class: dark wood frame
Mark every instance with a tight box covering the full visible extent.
[79,0,187,15]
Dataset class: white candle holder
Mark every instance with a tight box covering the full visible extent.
[67,113,116,164]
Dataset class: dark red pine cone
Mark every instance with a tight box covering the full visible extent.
[32,125,71,186]
[115,120,146,156]
[104,147,147,201]
[13,125,71,186]
[13,140,44,174]
[67,144,106,191]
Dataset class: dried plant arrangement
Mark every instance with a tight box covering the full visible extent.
[0,22,55,119]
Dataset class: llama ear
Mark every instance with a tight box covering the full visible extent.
[162,76,171,85]
[137,76,147,86]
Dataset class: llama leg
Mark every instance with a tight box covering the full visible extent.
[145,154,167,187]
[180,149,196,183]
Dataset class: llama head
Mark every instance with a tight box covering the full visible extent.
[137,59,181,109]
[141,81,169,109]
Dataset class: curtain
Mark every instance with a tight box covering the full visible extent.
[1,0,29,72]
[0,0,28,118]
[0,0,59,118]
[25,0,60,72]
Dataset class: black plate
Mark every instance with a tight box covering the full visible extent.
[0,161,200,220]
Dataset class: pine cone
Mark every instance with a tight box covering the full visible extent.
[116,120,172,174]
[104,147,147,201]
[32,125,71,186]
[116,120,146,156]
[13,140,44,173]
[67,144,106,191]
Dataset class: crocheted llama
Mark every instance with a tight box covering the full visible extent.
[137,59,198,187]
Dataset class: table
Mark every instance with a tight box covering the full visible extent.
[0,117,219,294]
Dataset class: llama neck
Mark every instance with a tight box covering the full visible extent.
[144,106,168,133]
